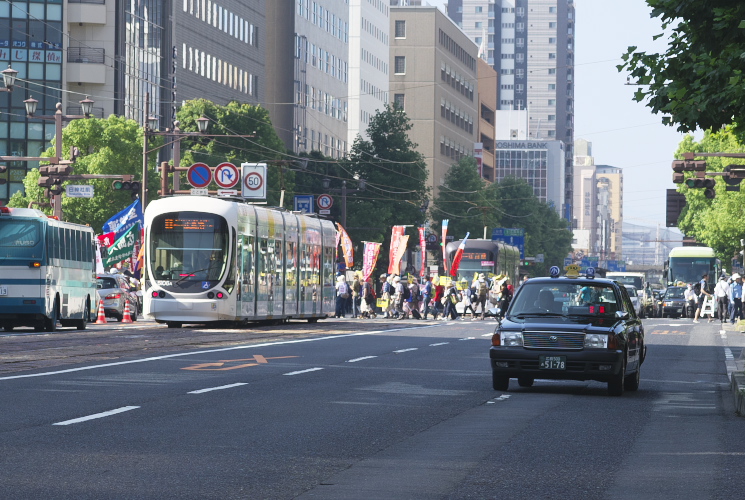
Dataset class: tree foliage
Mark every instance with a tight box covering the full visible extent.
[8,115,155,231]
[618,2,745,134]
[675,127,745,262]
[177,99,291,206]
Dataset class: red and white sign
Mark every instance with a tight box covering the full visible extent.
[317,194,333,210]
[241,163,267,199]
[214,162,239,188]
[187,162,212,188]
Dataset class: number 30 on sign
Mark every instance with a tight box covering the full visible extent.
[241,163,267,199]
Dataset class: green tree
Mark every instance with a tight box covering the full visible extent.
[8,115,155,231]
[342,104,429,271]
[618,2,745,134]
[675,128,745,261]
[431,156,495,239]
[176,99,291,206]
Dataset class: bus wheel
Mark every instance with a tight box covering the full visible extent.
[76,300,90,330]
[307,318,319,323]
[44,301,59,332]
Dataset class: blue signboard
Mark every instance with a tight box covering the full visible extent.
[294,195,314,214]
[491,228,525,259]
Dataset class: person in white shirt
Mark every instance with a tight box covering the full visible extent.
[714,275,730,324]
[684,284,697,318]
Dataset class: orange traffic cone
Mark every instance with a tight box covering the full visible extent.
[95,300,107,324]
[121,301,133,323]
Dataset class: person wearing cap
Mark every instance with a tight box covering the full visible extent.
[714,274,730,324]
[393,275,406,319]
[730,274,743,324]
[443,280,460,320]
[335,275,349,318]
[381,275,395,318]
[474,273,489,320]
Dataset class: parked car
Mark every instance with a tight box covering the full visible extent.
[490,275,646,396]
[624,285,644,318]
[96,274,138,321]
[659,286,688,318]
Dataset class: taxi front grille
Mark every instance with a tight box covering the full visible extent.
[522,331,584,350]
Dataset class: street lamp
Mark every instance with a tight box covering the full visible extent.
[24,96,95,219]
[0,65,18,91]
[322,177,365,228]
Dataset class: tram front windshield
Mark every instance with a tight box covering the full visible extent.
[149,212,229,289]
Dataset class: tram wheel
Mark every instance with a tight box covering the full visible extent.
[307,318,319,323]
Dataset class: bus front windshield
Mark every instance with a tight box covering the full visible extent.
[0,219,43,260]
[669,257,716,285]
[149,212,229,289]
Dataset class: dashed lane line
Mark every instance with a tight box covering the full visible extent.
[188,383,248,394]
[347,356,378,363]
[53,406,140,426]
[284,367,324,376]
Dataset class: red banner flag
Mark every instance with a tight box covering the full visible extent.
[388,226,405,274]
[392,235,409,275]
[450,232,470,277]
[336,223,354,268]
[418,227,426,277]
[441,220,449,273]
[98,232,116,248]
[362,242,382,281]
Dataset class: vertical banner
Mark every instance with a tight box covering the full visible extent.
[362,241,382,281]
[450,232,470,277]
[336,223,354,268]
[388,226,405,274]
[441,219,449,273]
[392,235,410,276]
[418,227,426,277]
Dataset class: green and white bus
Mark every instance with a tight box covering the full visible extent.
[0,207,96,332]
[665,246,720,292]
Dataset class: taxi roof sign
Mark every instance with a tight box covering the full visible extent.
[564,264,581,278]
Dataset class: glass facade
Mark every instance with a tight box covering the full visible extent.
[495,149,548,201]
[0,0,63,204]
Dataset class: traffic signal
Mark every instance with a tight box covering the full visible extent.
[0,165,6,185]
[48,177,63,196]
[685,177,716,199]
[112,179,141,199]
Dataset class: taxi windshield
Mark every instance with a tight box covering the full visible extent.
[509,282,621,318]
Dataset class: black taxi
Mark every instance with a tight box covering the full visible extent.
[489,268,645,396]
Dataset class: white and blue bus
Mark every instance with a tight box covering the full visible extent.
[144,196,338,327]
[0,207,96,332]
[665,246,721,292]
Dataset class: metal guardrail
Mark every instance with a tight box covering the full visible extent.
[67,47,105,64]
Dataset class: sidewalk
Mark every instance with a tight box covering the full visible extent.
[721,321,745,416]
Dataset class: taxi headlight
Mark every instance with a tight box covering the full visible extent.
[501,332,523,347]
[584,333,609,349]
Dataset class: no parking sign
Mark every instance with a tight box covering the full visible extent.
[241,163,267,199]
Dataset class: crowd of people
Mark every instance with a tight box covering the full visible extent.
[688,272,743,324]
[333,270,515,321]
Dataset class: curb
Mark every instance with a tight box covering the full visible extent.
[732,371,745,417]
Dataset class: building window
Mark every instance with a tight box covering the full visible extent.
[394,56,406,74]
[549,53,557,59]
[475,6,482,13]
[548,114,556,121]
[548,84,556,90]
[549,37,556,44]
[394,93,405,110]
[549,22,557,28]
[475,22,483,28]
[548,68,556,74]
[395,20,406,38]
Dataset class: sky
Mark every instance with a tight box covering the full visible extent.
[427,0,694,229]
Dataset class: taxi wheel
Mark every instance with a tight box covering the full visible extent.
[517,376,534,387]
[625,366,640,391]
[166,322,182,328]
[608,358,626,397]
[492,372,509,391]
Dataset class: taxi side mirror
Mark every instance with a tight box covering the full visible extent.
[615,310,629,320]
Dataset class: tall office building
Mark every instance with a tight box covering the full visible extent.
[389,5,479,195]
[347,0,389,146]
[447,0,575,220]
[596,164,622,260]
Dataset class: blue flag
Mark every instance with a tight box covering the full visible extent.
[102,199,143,241]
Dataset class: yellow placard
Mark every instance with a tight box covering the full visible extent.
[376,298,389,308]
[564,264,581,278]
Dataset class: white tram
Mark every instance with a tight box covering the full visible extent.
[143,196,337,327]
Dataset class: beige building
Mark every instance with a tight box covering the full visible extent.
[389,6,480,195]
[597,165,623,260]
[477,58,497,182]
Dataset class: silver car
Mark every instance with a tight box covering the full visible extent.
[624,285,643,318]
[96,274,138,321]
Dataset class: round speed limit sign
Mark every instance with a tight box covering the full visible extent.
[241,163,267,199]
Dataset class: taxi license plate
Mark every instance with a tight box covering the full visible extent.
[0,285,7,296]
[539,355,566,370]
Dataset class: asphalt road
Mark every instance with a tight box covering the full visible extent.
[1,317,744,499]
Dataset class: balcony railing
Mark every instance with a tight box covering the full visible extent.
[67,47,105,64]
[67,105,105,118]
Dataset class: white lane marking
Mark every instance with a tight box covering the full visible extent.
[481,333,493,337]
[347,356,378,363]
[459,337,475,341]
[393,348,418,353]
[429,342,450,346]
[486,394,511,404]
[284,367,324,376]
[188,382,247,394]
[0,325,440,382]
[53,406,139,426]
